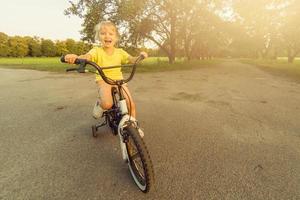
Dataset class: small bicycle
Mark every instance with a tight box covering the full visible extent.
[61,55,154,193]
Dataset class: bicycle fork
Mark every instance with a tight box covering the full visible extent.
[118,115,138,161]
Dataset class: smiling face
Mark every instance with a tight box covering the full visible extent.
[99,25,118,49]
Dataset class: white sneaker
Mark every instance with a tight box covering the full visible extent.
[92,100,103,119]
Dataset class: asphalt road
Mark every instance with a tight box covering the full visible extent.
[1,61,300,199]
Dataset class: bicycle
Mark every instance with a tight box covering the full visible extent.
[61,55,154,193]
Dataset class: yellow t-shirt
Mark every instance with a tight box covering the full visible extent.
[87,47,130,81]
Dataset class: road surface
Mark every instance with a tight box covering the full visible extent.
[1,61,299,199]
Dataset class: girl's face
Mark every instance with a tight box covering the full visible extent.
[99,25,118,49]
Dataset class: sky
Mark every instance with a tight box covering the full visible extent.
[0,0,83,41]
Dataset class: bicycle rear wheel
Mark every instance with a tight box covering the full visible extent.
[123,125,154,193]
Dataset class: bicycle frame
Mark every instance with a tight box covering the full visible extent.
[111,85,139,161]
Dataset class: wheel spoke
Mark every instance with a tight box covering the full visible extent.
[134,161,145,178]
[127,137,146,181]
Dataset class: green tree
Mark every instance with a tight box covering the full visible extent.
[41,39,56,56]
[65,0,181,63]
[117,0,180,63]
[65,38,77,53]
[65,0,229,63]
[74,41,91,55]
[64,0,108,42]
[8,36,29,57]
[25,36,42,57]
[280,0,300,63]
[0,32,9,57]
[55,40,68,56]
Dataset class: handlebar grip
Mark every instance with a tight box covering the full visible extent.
[60,56,86,65]
[60,55,67,63]
[74,58,86,65]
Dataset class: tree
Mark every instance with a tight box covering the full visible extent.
[25,36,42,57]
[74,41,91,55]
[65,38,77,53]
[117,0,180,63]
[8,36,29,57]
[65,0,230,63]
[64,0,109,42]
[280,0,300,63]
[0,32,9,57]
[65,0,181,63]
[231,0,268,58]
[176,1,229,60]
[55,40,68,56]
[41,39,56,57]
[0,32,92,57]
[230,0,297,60]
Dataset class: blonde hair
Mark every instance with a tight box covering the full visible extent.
[94,21,119,42]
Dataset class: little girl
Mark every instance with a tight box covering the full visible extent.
[65,21,147,136]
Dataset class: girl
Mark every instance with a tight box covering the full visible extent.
[65,21,147,136]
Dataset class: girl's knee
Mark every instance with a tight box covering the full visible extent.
[100,101,113,110]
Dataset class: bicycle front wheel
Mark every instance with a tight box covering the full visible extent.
[124,125,154,193]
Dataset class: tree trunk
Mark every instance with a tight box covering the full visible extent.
[287,49,294,63]
[168,53,175,65]
[184,36,191,61]
[169,6,176,64]
[288,56,295,63]
[271,47,278,60]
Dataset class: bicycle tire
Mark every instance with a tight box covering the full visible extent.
[123,125,154,193]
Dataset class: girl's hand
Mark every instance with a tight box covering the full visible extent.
[65,54,78,64]
[140,51,148,59]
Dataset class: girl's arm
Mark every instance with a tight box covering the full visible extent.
[64,53,92,64]
[128,52,148,63]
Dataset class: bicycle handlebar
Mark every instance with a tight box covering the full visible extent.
[61,55,145,85]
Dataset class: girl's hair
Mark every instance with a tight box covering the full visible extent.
[94,21,119,42]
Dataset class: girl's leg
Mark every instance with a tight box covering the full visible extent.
[122,85,136,118]
[97,80,114,110]
[122,85,144,137]
[97,80,137,118]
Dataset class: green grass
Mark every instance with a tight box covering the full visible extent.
[239,58,300,80]
[0,57,69,72]
[135,57,220,73]
[0,57,220,73]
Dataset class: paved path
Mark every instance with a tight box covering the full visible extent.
[1,61,300,199]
